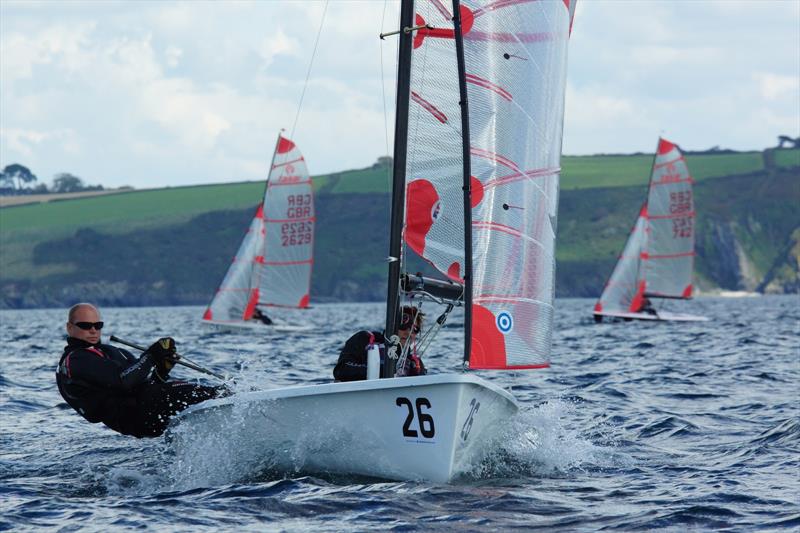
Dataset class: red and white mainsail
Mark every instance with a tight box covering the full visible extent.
[594,138,695,315]
[203,135,314,323]
[259,136,314,309]
[404,0,576,369]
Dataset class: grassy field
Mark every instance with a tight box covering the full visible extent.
[2,148,797,282]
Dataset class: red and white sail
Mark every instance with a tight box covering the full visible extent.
[259,136,314,309]
[640,138,695,299]
[203,135,313,323]
[593,206,648,315]
[404,0,576,369]
[203,203,267,322]
[594,138,695,315]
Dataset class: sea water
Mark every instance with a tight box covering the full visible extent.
[0,297,798,531]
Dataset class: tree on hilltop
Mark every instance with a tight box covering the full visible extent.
[52,173,85,193]
[2,163,38,190]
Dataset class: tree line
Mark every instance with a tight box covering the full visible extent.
[0,163,105,195]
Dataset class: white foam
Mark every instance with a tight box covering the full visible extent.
[469,398,630,478]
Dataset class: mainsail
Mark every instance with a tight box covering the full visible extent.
[203,135,314,323]
[594,138,695,315]
[399,0,576,370]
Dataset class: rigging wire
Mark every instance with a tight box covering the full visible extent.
[289,0,330,141]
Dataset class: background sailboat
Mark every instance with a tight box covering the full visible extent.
[593,138,708,322]
[202,134,315,332]
[173,0,576,482]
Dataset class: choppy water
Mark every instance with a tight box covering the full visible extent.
[1,296,798,531]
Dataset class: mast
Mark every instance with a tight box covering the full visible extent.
[639,137,661,299]
[383,0,415,378]
[452,0,473,366]
[252,132,286,300]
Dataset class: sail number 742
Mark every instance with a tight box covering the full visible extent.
[396,397,435,439]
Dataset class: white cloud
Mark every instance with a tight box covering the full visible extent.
[754,72,800,102]
[165,45,183,68]
[258,29,298,69]
[0,0,797,187]
[1,127,79,158]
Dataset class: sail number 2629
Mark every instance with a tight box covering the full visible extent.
[396,397,435,439]
[280,221,312,246]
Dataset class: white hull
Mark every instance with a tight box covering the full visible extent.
[594,310,709,322]
[169,374,518,483]
[200,319,313,333]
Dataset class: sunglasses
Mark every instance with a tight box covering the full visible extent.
[71,321,104,331]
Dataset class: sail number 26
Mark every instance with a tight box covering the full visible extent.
[396,397,435,439]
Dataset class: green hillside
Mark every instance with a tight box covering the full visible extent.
[1,148,798,307]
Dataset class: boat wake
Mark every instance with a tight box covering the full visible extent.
[467,398,627,480]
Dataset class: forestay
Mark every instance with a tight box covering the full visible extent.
[404,0,576,370]
[203,135,313,323]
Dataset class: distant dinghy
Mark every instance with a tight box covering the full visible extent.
[175,0,577,482]
[202,134,314,332]
[593,138,708,323]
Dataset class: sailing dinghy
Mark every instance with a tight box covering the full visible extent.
[202,134,315,333]
[593,138,708,323]
[173,0,576,483]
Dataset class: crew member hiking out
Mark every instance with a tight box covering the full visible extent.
[56,303,227,438]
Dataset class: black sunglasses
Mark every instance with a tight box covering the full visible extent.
[72,321,104,331]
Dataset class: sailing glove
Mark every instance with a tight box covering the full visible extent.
[146,337,179,382]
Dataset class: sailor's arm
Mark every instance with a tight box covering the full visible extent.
[66,349,156,390]
[333,330,381,381]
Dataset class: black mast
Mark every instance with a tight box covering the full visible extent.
[383,0,415,378]
[452,0,473,366]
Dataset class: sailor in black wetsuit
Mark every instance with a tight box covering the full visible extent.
[56,303,226,438]
[252,308,273,325]
[333,305,427,381]
[639,297,659,316]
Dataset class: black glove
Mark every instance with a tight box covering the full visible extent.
[146,337,179,381]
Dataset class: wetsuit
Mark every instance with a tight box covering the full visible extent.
[252,309,273,325]
[56,337,224,438]
[333,330,426,382]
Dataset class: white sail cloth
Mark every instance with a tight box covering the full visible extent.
[204,136,314,323]
[594,138,695,315]
[404,0,576,369]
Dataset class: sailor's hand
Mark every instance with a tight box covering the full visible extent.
[147,337,179,382]
[154,354,180,382]
[408,355,424,376]
[146,337,177,362]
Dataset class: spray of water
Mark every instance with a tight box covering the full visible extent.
[467,398,629,479]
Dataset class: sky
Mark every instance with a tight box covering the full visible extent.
[1,0,798,189]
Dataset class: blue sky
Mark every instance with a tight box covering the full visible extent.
[1,0,798,189]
